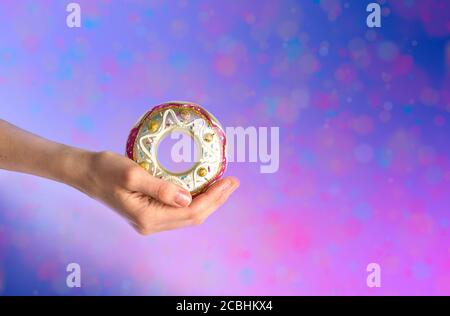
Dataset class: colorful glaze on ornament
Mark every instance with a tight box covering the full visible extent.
[126,101,227,196]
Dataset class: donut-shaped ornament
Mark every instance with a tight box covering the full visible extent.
[126,101,227,196]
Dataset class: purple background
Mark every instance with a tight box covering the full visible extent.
[1,0,450,295]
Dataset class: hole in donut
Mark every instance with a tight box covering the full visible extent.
[156,129,200,174]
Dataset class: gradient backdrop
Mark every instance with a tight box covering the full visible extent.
[1,0,450,295]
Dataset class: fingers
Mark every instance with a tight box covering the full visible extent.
[126,167,192,208]
[126,173,239,235]
[155,176,240,227]
[188,177,240,225]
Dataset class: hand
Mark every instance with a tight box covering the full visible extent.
[78,151,239,235]
[0,120,239,235]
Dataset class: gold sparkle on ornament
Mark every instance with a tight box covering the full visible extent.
[197,167,207,177]
[203,133,214,142]
[180,109,191,121]
[148,121,159,132]
[139,161,150,171]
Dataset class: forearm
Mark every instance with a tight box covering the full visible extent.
[0,119,92,191]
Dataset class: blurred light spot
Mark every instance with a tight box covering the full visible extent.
[354,144,374,163]
[352,203,372,221]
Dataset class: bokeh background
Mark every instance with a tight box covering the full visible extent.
[1,0,450,295]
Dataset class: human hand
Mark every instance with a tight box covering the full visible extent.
[76,151,239,235]
[0,120,239,235]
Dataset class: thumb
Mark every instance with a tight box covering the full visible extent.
[132,171,192,207]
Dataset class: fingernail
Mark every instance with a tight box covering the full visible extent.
[229,180,240,194]
[174,190,192,207]
[219,179,233,192]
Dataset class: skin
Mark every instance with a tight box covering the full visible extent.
[0,119,239,235]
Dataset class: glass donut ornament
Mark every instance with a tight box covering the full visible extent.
[125,101,227,196]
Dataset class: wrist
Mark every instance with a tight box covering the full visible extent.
[57,146,96,194]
